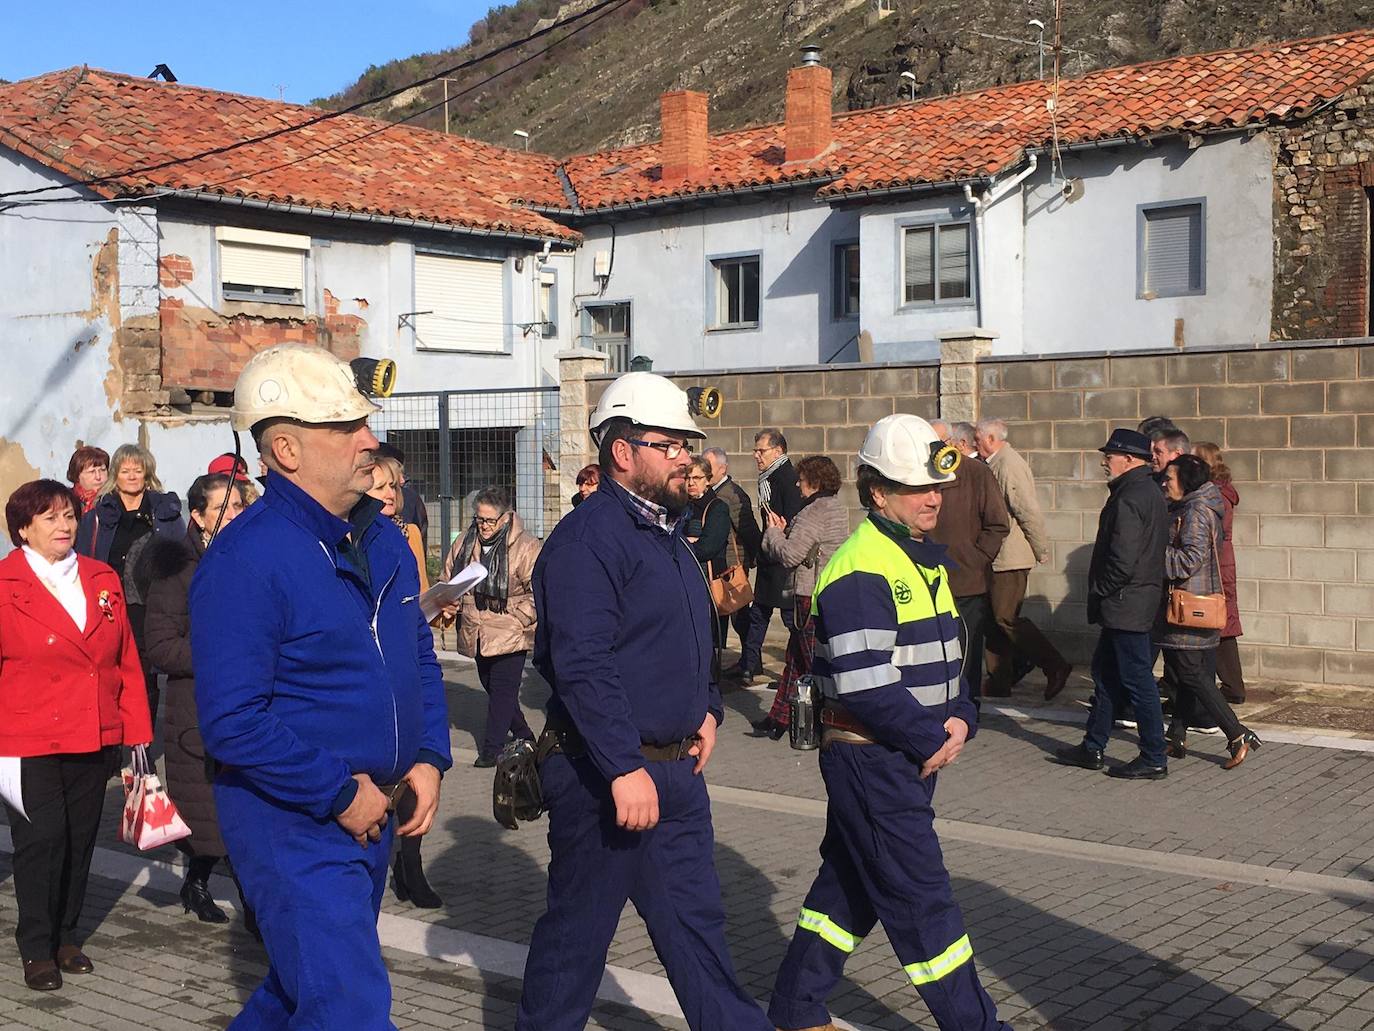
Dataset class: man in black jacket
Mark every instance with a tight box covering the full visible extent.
[1056,429,1170,780]
[704,447,762,653]
[728,429,802,684]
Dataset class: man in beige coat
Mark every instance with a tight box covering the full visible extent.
[976,419,1073,700]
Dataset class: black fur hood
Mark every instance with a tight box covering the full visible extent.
[139,528,203,588]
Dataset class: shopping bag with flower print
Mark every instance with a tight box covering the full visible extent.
[119,744,192,850]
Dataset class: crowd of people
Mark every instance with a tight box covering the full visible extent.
[0,345,1261,1028]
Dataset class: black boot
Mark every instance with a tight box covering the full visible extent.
[392,836,442,908]
[231,872,261,941]
[180,856,229,924]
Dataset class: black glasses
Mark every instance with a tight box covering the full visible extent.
[474,513,508,527]
[629,439,693,460]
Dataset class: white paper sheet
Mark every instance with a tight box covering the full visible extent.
[0,756,26,822]
[418,561,488,622]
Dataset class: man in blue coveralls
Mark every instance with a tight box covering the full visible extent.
[769,414,1010,1031]
[191,345,452,1029]
[516,371,771,1031]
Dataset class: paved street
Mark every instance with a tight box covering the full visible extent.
[5,656,1374,1030]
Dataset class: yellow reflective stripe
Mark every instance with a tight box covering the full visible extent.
[797,907,862,953]
[903,934,974,985]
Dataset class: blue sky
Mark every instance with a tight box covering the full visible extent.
[2,1,492,103]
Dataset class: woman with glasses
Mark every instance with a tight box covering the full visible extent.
[684,457,733,647]
[442,488,542,770]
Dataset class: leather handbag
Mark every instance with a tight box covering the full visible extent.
[708,521,754,616]
[1166,519,1227,630]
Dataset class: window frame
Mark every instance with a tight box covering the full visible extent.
[216,226,309,307]
[411,245,510,355]
[581,300,633,373]
[538,268,558,338]
[1136,198,1207,299]
[706,251,762,332]
[832,240,860,321]
[896,219,975,310]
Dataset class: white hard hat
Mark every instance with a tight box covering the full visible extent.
[231,345,381,432]
[589,371,708,440]
[858,414,962,488]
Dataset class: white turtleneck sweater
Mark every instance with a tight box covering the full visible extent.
[23,546,87,632]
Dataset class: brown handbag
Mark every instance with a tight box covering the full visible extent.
[707,514,754,615]
[1166,517,1227,630]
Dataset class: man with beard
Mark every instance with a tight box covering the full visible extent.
[516,372,770,1031]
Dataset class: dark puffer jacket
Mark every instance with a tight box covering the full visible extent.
[1087,463,1169,632]
[141,528,225,857]
[1154,482,1227,652]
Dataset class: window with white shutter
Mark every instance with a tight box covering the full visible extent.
[1138,201,1205,298]
[413,252,507,353]
[217,227,308,305]
[902,222,973,306]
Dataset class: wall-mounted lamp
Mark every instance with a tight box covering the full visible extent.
[513,128,530,151]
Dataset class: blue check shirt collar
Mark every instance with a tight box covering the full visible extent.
[606,476,684,536]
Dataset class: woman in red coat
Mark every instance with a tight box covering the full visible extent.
[0,480,152,992]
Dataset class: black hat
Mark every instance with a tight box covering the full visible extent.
[1098,428,1151,459]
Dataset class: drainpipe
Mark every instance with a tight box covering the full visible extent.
[962,152,1039,329]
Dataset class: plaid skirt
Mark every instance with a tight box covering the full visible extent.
[768,596,814,726]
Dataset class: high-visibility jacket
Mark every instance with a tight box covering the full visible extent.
[811,515,978,761]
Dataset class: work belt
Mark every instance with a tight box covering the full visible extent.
[820,705,878,748]
[374,781,415,821]
[537,719,700,763]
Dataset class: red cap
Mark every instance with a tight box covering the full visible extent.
[207,454,250,482]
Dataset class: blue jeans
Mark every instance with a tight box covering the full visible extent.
[1083,627,1167,767]
[740,601,797,674]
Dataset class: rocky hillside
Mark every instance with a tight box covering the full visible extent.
[318,0,1372,157]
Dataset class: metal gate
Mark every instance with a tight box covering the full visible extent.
[370,386,562,573]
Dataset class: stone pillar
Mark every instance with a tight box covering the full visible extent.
[556,348,610,514]
[937,328,998,423]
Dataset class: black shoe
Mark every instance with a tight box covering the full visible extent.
[747,717,787,741]
[1052,744,1104,770]
[22,959,61,991]
[1107,756,1168,780]
[473,753,497,768]
[231,872,262,942]
[180,867,230,924]
[392,845,442,909]
[55,946,93,974]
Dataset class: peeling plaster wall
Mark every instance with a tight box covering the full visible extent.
[0,154,255,530]
[158,215,557,396]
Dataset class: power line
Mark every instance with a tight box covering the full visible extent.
[0,0,629,203]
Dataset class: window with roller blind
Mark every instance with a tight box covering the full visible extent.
[217,227,308,305]
[412,251,507,353]
[1138,200,1205,298]
[900,221,973,307]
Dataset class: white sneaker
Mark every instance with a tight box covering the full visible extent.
[1189,724,1222,736]
[1114,718,1138,730]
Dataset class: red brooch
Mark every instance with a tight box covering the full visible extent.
[98,590,115,623]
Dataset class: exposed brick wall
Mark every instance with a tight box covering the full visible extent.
[580,341,1374,690]
[1272,84,1374,339]
[159,290,365,394]
[157,254,194,289]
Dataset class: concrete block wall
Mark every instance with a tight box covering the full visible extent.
[980,341,1374,688]
[580,339,1373,690]
[586,362,940,528]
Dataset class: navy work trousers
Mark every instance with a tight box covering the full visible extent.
[476,648,534,759]
[769,743,1008,1031]
[1083,627,1168,767]
[516,753,771,1031]
[740,600,797,675]
[216,775,395,1030]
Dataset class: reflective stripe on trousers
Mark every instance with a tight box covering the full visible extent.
[797,907,863,953]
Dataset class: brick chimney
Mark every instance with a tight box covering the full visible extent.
[660,90,709,183]
[784,45,833,163]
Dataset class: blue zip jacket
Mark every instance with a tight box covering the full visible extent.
[533,475,723,783]
[76,489,184,565]
[190,472,451,821]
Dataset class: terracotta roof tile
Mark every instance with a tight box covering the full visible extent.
[563,29,1374,208]
[0,68,576,241]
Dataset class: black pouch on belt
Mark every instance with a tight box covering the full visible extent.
[492,738,548,830]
